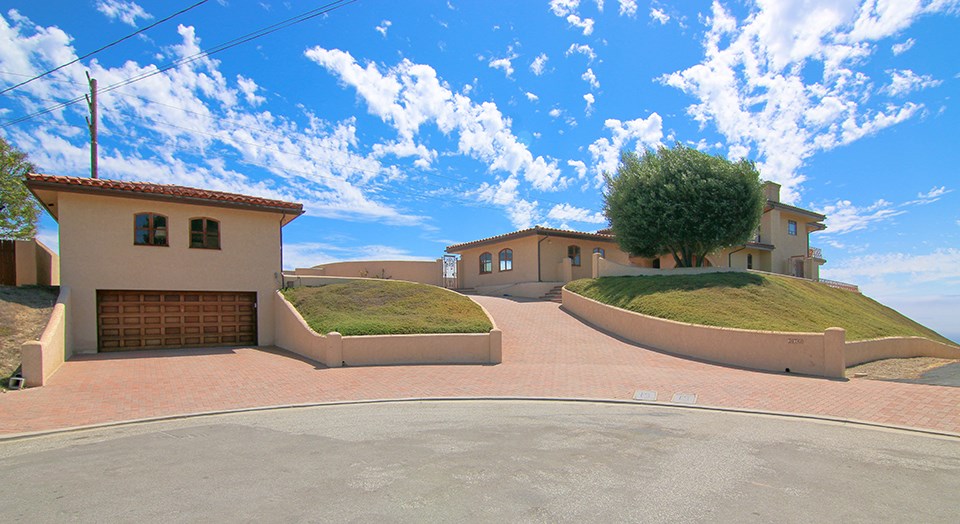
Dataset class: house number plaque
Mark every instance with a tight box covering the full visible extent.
[787,337,804,344]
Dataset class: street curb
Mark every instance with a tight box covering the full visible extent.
[2,396,959,442]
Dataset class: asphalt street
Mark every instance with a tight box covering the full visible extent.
[1,400,958,522]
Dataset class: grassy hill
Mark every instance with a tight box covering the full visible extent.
[282,280,492,336]
[565,273,955,345]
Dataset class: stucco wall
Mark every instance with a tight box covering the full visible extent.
[845,337,960,367]
[562,287,846,378]
[58,192,284,352]
[21,286,71,387]
[273,291,501,367]
[295,260,444,286]
[594,254,744,278]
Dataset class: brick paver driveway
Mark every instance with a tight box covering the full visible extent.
[2,296,959,435]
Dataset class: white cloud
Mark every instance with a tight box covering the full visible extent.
[822,248,960,285]
[619,0,638,17]
[96,0,152,27]
[566,14,595,35]
[567,159,587,179]
[547,203,606,224]
[565,43,597,62]
[549,108,563,118]
[903,185,952,205]
[583,92,595,114]
[525,91,539,102]
[0,14,425,226]
[587,114,664,186]
[375,19,392,37]
[549,0,581,17]
[488,57,514,77]
[282,241,432,270]
[474,176,541,228]
[530,53,549,75]
[659,0,956,203]
[305,47,563,192]
[649,7,669,24]
[817,198,905,235]
[236,75,265,106]
[882,69,943,96]
[891,38,915,55]
[581,68,599,89]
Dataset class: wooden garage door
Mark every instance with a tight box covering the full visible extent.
[97,290,257,351]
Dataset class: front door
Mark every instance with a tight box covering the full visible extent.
[793,259,804,278]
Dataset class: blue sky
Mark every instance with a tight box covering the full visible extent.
[1,0,958,341]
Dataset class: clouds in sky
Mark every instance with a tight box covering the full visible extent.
[659,0,954,203]
[95,0,152,27]
[530,53,549,75]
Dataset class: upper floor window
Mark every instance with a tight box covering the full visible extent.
[568,245,581,267]
[479,252,493,274]
[134,213,168,246]
[593,247,605,257]
[190,218,220,249]
[788,220,798,236]
[499,248,513,271]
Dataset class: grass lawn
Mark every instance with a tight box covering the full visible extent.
[566,273,955,345]
[282,280,493,336]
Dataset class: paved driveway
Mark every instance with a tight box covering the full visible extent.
[2,296,959,435]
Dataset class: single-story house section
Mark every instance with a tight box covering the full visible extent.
[25,173,303,353]
[446,182,827,297]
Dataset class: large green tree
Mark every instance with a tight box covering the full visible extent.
[0,137,40,240]
[604,144,765,268]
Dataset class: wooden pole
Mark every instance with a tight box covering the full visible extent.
[85,71,98,179]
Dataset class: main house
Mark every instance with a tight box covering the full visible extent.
[446,182,826,297]
[25,173,303,353]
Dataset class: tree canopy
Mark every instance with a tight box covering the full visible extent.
[603,144,765,268]
[0,137,40,240]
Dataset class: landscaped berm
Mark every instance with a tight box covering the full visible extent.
[566,273,955,345]
[282,280,493,336]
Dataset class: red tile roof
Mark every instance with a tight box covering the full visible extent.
[446,226,614,252]
[25,173,304,214]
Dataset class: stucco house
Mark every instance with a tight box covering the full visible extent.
[25,173,303,353]
[446,182,826,297]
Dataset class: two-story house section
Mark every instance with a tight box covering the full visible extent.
[25,174,303,353]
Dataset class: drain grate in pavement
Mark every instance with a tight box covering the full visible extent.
[633,390,657,401]
[671,392,697,404]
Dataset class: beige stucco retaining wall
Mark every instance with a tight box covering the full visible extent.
[273,291,501,367]
[845,337,960,367]
[562,288,846,378]
[21,286,71,387]
[12,239,59,286]
[294,260,444,286]
[472,281,563,298]
[593,253,743,278]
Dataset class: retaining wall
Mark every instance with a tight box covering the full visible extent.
[21,286,71,387]
[562,288,846,378]
[273,291,501,367]
[845,337,960,367]
[292,260,444,287]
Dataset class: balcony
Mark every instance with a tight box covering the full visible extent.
[808,247,823,259]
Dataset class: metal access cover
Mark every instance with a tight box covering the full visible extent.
[671,393,698,404]
[633,390,657,401]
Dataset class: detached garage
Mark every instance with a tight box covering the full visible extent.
[25,173,303,355]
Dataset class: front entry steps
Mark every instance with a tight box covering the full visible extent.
[540,285,564,303]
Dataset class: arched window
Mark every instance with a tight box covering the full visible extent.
[190,218,220,249]
[479,252,493,274]
[134,213,168,246]
[746,254,753,270]
[567,245,581,267]
[592,247,605,257]
[499,248,513,271]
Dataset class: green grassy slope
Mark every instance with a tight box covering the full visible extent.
[566,273,955,345]
[282,280,492,336]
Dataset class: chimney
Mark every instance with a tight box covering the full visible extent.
[763,181,781,203]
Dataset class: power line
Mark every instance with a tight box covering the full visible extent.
[1,0,358,128]
[0,0,212,96]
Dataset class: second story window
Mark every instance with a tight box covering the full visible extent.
[479,252,493,274]
[568,245,581,266]
[593,247,605,257]
[190,218,220,249]
[499,248,513,271]
[134,213,168,246]
[788,220,797,236]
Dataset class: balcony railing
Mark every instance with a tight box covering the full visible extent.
[818,278,860,293]
[808,247,822,259]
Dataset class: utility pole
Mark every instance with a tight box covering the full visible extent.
[85,71,98,179]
